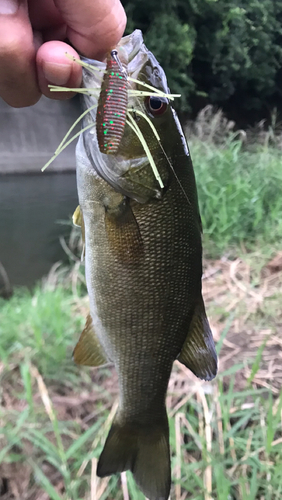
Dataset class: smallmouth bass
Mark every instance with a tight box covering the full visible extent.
[73,30,217,500]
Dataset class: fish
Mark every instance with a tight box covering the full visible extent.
[73,29,217,500]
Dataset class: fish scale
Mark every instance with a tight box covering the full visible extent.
[74,29,217,500]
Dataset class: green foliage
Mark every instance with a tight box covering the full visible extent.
[0,286,83,382]
[189,137,282,256]
[122,0,282,115]
[192,0,282,106]
[142,13,196,109]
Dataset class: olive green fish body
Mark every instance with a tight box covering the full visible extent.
[74,30,217,500]
[77,154,201,399]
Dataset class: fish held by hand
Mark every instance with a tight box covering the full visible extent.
[73,29,217,500]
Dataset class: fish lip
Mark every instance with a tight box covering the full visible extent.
[82,130,161,203]
[80,30,147,93]
[80,29,169,101]
[81,29,145,72]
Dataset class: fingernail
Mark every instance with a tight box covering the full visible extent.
[42,61,72,86]
[0,0,19,14]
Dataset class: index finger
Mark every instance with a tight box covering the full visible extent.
[54,0,126,60]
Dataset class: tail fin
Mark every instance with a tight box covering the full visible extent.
[97,412,171,500]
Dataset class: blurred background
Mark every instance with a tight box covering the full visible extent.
[0,97,79,291]
[123,0,282,122]
[0,1,282,499]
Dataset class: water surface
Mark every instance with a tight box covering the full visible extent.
[0,173,78,288]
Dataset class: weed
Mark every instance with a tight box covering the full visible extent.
[185,107,282,257]
[0,278,281,499]
[190,139,282,257]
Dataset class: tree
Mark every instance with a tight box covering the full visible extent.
[122,0,282,119]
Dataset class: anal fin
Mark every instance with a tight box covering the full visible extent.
[177,295,217,381]
[73,314,108,367]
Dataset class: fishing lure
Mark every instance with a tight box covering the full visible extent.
[96,49,128,154]
[42,51,182,193]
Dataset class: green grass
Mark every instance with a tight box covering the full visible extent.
[0,285,282,500]
[189,138,282,257]
[0,287,115,499]
[0,286,83,383]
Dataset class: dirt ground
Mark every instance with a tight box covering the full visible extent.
[202,252,282,393]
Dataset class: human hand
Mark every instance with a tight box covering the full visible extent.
[0,0,126,107]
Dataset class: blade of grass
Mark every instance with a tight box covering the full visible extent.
[247,335,269,385]
[28,458,64,500]
[20,362,33,412]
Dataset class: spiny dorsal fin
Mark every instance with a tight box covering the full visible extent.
[177,295,217,381]
[73,314,108,366]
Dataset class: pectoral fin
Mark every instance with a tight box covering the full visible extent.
[104,197,144,264]
[73,314,108,367]
[177,296,217,381]
[72,205,82,227]
[72,205,85,260]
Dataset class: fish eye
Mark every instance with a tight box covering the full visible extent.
[145,96,168,116]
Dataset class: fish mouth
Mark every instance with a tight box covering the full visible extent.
[82,128,162,203]
[80,29,169,102]
[80,30,147,94]
[78,30,170,203]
